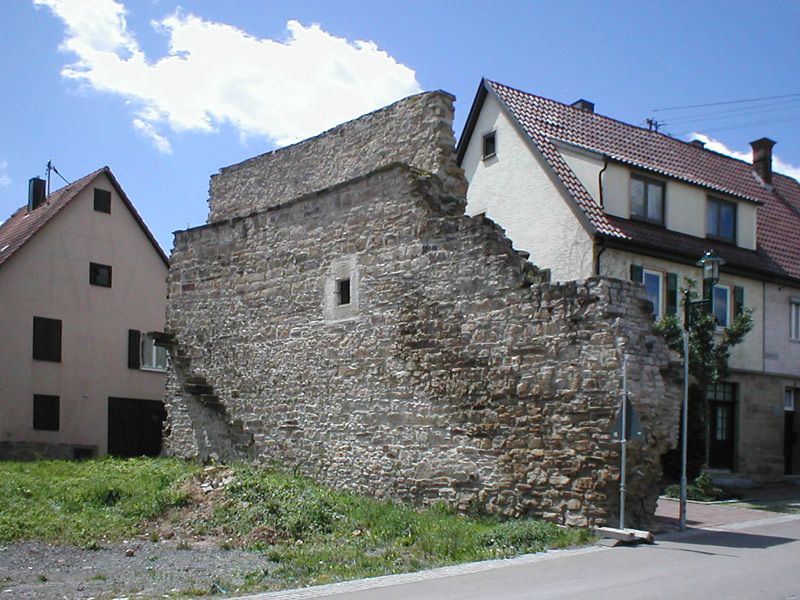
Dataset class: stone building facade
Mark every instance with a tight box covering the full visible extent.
[164,91,681,527]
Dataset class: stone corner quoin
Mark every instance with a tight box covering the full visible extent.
[163,90,682,529]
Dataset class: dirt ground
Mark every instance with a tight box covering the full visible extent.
[0,467,279,599]
[0,539,274,599]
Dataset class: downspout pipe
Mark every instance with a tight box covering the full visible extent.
[594,156,610,276]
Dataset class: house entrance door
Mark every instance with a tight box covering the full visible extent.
[707,383,736,470]
[108,397,166,457]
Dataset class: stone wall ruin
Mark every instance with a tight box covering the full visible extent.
[164,91,681,528]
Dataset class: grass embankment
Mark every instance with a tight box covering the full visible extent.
[0,457,195,546]
[0,459,591,589]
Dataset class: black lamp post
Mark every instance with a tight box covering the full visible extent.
[683,250,725,330]
[679,249,724,531]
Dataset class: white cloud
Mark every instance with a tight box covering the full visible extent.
[0,160,11,187]
[35,0,422,151]
[132,118,172,154]
[689,132,800,181]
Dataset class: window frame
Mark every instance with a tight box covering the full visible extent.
[642,268,665,320]
[482,131,496,161]
[140,332,167,372]
[33,394,60,431]
[712,284,731,328]
[791,299,800,341]
[707,196,737,243]
[89,262,112,287]
[629,173,666,225]
[93,188,111,213]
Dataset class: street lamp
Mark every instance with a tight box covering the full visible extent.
[679,249,724,531]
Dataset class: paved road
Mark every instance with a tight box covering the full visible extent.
[239,513,800,600]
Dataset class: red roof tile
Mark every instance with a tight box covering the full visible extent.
[0,167,168,269]
[468,79,800,284]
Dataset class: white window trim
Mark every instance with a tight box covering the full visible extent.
[141,333,167,372]
[790,298,800,341]
[712,284,731,329]
[482,131,496,161]
[642,269,665,320]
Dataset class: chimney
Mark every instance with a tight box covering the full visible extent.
[571,99,594,113]
[750,137,776,184]
[690,139,706,149]
[28,177,46,212]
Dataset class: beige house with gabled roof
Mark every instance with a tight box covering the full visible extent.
[458,79,800,482]
[0,167,169,459]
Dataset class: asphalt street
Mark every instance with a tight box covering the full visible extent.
[239,513,800,600]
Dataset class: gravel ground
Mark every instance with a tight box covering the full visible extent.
[0,539,276,599]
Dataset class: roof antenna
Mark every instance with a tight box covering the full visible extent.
[646,118,662,132]
[45,160,71,196]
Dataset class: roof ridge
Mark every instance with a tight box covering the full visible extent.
[486,80,771,178]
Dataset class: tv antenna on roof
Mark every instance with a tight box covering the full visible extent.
[646,118,662,132]
[45,160,70,196]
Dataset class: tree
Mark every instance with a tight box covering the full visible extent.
[655,279,753,479]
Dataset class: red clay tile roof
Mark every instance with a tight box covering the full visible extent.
[460,79,800,284]
[604,215,790,280]
[0,167,168,269]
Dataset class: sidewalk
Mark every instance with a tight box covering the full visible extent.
[655,483,800,531]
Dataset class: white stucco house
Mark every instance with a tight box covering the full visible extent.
[0,167,169,459]
[457,79,800,481]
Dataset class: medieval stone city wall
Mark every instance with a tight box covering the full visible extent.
[207,91,465,223]
[165,108,680,527]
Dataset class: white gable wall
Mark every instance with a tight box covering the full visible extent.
[461,95,595,282]
[0,173,167,455]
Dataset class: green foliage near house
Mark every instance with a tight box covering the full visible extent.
[656,279,754,478]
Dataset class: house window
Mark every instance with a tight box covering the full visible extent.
[482,131,496,160]
[89,262,112,287]
[93,189,111,213]
[128,329,167,371]
[32,316,62,362]
[785,389,797,412]
[643,269,663,319]
[337,278,351,306]
[141,333,167,371]
[630,174,665,225]
[707,197,736,242]
[33,394,59,431]
[791,299,800,340]
[712,285,731,328]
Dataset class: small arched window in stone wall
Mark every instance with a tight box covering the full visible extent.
[323,255,359,321]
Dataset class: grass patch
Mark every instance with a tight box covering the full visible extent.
[0,459,591,593]
[0,457,198,545]
[195,464,591,588]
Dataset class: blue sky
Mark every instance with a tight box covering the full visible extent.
[1,1,799,253]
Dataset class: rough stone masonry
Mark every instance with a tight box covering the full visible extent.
[164,91,681,528]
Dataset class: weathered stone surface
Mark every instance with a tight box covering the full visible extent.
[164,92,681,528]
[207,91,465,223]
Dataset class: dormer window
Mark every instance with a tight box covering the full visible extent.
[630,174,665,225]
[707,197,736,243]
[482,131,496,160]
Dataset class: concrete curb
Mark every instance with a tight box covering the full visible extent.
[231,546,607,600]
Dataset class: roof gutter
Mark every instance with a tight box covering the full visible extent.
[594,156,610,276]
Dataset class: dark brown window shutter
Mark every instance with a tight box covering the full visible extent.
[667,272,679,315]
[128,329,141,369]
[734,286,744,316]
[630,264,643,284]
